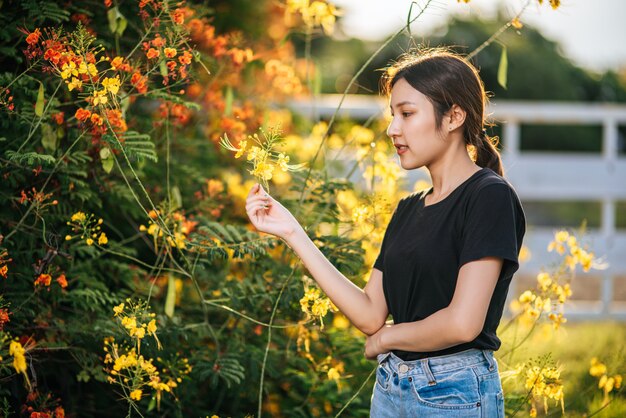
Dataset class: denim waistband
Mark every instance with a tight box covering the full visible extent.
[376,348,496,378]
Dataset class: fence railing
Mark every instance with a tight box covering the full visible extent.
[290,95,626,320]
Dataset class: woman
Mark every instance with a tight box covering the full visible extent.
[245,49,526,417]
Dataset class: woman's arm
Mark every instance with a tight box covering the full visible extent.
[364,257,503,358]
[246,184,388,335]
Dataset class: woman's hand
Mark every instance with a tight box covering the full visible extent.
[364,325,391,360]
[245,183,301,240]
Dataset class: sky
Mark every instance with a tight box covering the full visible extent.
[331,0,626,73]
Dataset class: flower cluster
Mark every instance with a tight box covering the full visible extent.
[139,209,197,252]
[299,281,333,329]
[510,229,600,329]
[113,299,161,351]
[589,357,623,405]
[65,211,108,246]
[34,273,67,290]
[523,361,564,416]
[547,229,596,272]
[104,300,191,409]
[285,0,341,34]
[220,128,306,192]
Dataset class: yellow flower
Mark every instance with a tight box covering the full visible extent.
[147,319,157,334]
[98,232,108,245]
[86,238,94,246]
[9,341,27,374]
[250,162,275,181]
[536,272,552,291]
[60,61,78,79]
[67,77,83,91]
[235,140,247,158]
[93,89,108,106]
[102,76,121,95]
[519,290,536,304]
[113,303,125,316]
[129,389,142,401]
[130,325,146,339]
[71,211,87,222]
[77,61,98,77]
[589,358,607,377]
[121,316,137,330]
[277,153,290,171]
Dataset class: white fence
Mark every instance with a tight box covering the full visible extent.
[290,95,626,320]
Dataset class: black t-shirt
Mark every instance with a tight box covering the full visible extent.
[373,167,526,361]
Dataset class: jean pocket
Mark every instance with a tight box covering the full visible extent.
[411,367,481,410]
[375,353,391,392]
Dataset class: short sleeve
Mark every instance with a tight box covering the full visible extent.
[459,184,524,280]
[373,201,402,271]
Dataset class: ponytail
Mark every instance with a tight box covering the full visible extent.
[474,130,504,177]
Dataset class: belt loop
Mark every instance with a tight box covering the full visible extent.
[421,358,437,386]
[482,350,495,371]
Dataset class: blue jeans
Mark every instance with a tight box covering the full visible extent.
[370,349,504,417]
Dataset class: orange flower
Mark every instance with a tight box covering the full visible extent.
[0,308,9,330]
[44,48,62,64]
[26,28,41,45]
[164,47,177,58]
[54,406,66,418]
[0,264,8,278]
[51,112,64,125]
[110,56,124,70]
[75,108,92,122]
[34,273,52,287]
[131,72,148,94]
[104,0,112,7]
[151,34,166,48]
[146,48,160,59]
[172,9,185,25]
[90,113,103,126]
[56,274,68,288]
[178,50,192,65]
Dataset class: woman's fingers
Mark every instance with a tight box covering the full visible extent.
[247,183,261,198]
[247,201,271,218]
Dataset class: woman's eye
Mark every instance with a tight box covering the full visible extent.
[402,112,412,118]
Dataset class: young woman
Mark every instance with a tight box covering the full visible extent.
[245,49,526,417]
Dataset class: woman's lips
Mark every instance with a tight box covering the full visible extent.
[395,145,408,155]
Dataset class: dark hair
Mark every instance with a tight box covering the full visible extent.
[382,48,504,177]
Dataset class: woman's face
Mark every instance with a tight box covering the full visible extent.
[387,78,448,170]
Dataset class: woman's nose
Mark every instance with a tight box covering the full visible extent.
[387,117,400,139]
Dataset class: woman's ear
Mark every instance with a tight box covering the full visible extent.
[446,104,466,131]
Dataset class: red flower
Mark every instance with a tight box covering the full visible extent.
[131,72,148,94]
[75,108,91,122]
[172,9,185,25]
[56,274,68,289]
[26,28,41,45]
[34,273,52,287]
[0,308,9,330]
[51,112,64,125]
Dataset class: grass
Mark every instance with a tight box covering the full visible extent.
[497,321,626,417]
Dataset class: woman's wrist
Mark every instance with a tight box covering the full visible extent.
[282,223,306,246]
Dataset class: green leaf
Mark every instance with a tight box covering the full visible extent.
[107,8,117,33]
[224,85,233,116]
[170,185,182,210]
[497,45,508,90]
[101,157,113,173]
[35,82,44,117]
[164,274,176,318]
[41,123,58,152]
[107,7,127,36]
[160,59,168,78]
